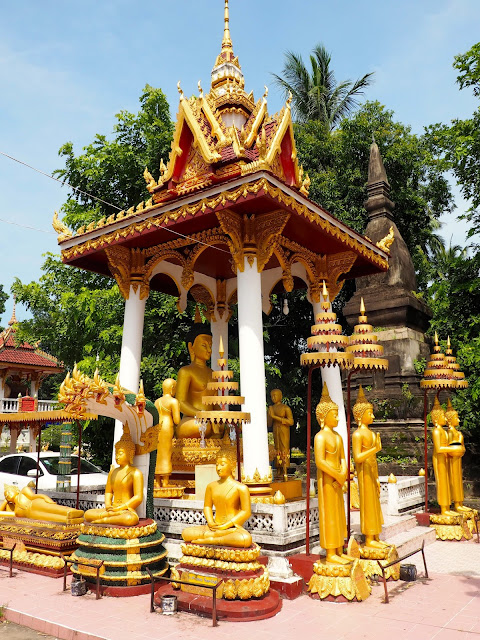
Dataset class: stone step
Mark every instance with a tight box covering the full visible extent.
[350,511,419,540]
[384,525,436,558]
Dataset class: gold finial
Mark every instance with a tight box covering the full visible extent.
[198,80,203,97]
[8,295,17,326]
[222,0,232,50]
[263,85,269,99]
[287,91,293,106]
[360,297,365,315]
[315,382,338,426]
[434,331,438,345]
[388,473,397,484]
[447,335,451,349]
[159,158,167,177]
[52,210,73,240]
[177,81,184,98]
[219,335,224,359]
[418,468,425,476]
[376,226,395,253]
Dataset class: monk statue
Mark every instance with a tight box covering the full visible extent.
[267,388,294,481]
[175,330,217,439]
[431,396,463,516]
[84,424,143,526]
[445,398,471,513]
[181,451,252,548]
[352,386,387,549]
[154,378,181,488]
[314,383,349,564]
[0,484,84,524]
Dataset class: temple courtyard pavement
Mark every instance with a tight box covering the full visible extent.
[0,537,478,640]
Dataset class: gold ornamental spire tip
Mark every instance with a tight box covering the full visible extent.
[222,0,233,50]
[219,335,225,358]
[434,331,439,345]
[447,335,451,348]
[360,297,365,315]
[8,295,17,326]
[322,280,328,299]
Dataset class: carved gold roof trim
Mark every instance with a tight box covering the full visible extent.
[243,97,268,149]
[61,177,389,270]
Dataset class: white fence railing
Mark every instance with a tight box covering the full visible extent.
[0,398,58,413]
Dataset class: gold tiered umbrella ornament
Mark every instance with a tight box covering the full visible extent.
[343,298,388,536]
[300,282,354,553]
[419,332,457,512]
[196,337,250,480]
[445,336,468,390]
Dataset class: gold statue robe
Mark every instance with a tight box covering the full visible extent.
[356,430,383,536]
[316,432,347,551]
[432,425,451,509]
[447,427,465,504]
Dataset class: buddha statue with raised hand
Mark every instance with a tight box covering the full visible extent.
[84,423,143,526]
[445,398,470,513]
[267,388,294,481]
[182,451,252,548]
[352,386,387,549]
[431,397,463,516]
[314,383,349,564]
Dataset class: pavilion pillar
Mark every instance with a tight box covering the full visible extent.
[312,298,349,460]
[113,285,147,459]
[9,427,19,453]
[237,256,271,493]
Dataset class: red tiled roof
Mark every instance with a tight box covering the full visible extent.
[0,327,62,370]
[220,145,237,162]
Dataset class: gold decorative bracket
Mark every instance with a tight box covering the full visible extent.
[216,209,290,272]
[105,247,150,301]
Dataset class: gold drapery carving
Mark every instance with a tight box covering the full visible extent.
[104,247,150,301]
[216,209,290,272]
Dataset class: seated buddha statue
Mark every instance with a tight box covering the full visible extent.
[431,397,463,516]
[181,452,252,548]
[352,386,387,549]
[314,383,349,564]
[445,398,471,513]
[84,424,143,526]
[0,484,84,524]
[175,330,217,439]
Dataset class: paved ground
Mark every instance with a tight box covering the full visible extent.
[0,621,54,639]
[0,538,479,640]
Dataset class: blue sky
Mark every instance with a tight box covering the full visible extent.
[1,0,479,326]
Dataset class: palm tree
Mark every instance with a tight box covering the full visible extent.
[272,44,374,128]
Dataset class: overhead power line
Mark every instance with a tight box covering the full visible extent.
[0,150,230,253]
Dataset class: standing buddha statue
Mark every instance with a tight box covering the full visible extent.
[154,378,181,489]
[431,396,461,516]
[352,386,387,549]
[267,388,294,481]
[445,398,469,513]
[314,382,348,564]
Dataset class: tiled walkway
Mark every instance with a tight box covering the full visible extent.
[0,538,479,640]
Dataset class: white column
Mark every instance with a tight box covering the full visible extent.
[237,257,270,480]
[30,378,39,397]
[211,316,229,364]
[113,286,147,456]
[312,300,348,461]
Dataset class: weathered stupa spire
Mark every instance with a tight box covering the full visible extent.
[365,138,394,222]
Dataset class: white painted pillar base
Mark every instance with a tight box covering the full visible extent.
[237,257,270,480]
[113,286,147,461]
[312,301,349,461]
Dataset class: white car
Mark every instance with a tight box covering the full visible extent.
[0,452,107,498]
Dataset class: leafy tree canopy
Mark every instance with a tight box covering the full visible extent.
[273,44,374,128]
[295,101,453,271]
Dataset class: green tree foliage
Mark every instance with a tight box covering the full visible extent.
[426,42,480,237]
[55,85,173,230]
[272,44,374,128]
[0,286,8,327]
[294,102,453,271]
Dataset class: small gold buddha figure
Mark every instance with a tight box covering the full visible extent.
[445,398,470,513]
[0,484,84,524]
[431,397,462,516]
[154,378,181,488]
[84,424,143,526]
[175,331,217,439]
[181,452,252,548]
[267,388,294,481]
[352,386,387,549]
[314,383,349,564]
